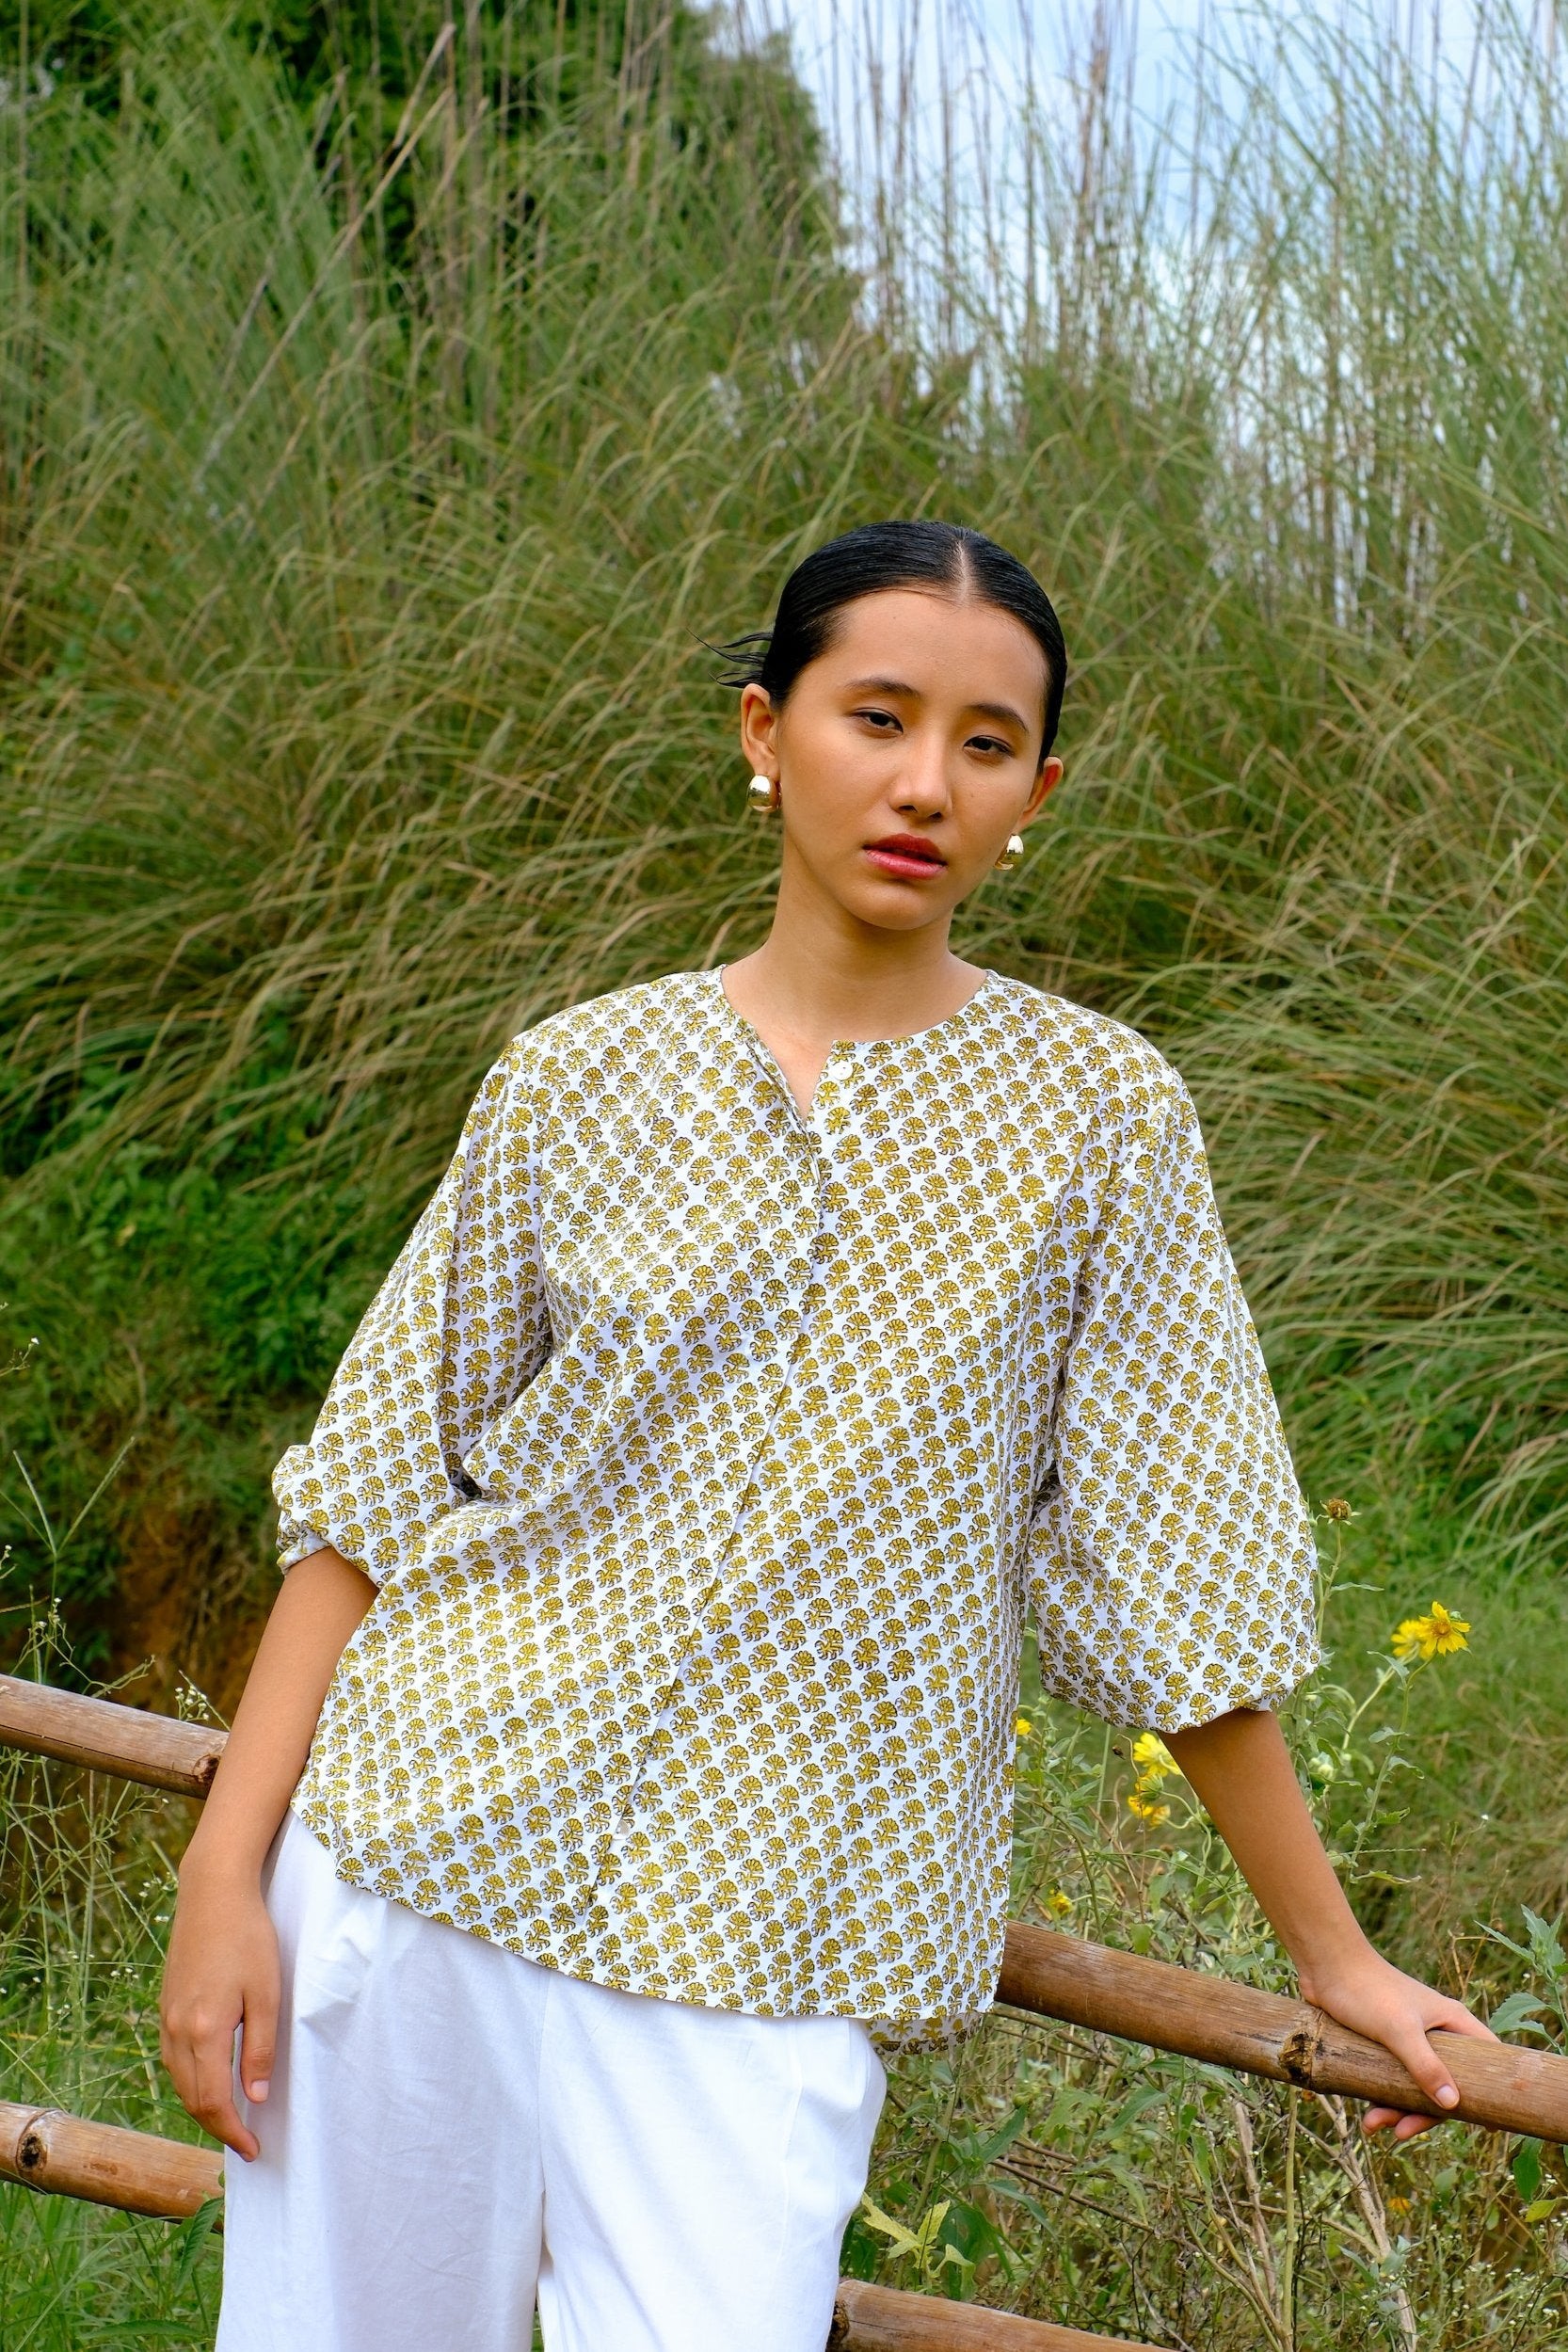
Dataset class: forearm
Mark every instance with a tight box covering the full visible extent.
[1163,1704,1368,2001]
[180,1545,376,1889]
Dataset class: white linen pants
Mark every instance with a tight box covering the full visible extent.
[216,1810,886,2352]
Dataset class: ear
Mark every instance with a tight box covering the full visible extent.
[1022,754,1064,824]
[740,683,780,778]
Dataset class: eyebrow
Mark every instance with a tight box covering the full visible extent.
[843,678,1032,736]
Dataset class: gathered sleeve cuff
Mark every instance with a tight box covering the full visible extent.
[271,1041,551,1585]
[1025,1067,1320,1735]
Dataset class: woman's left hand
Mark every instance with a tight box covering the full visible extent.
[1162,1710,1501,2143]
[1300,1948,1500,2139]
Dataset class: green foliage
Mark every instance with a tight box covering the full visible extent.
[0,0,847,1623]
[0,1416,223,2345]
[4,0,1564,1645]
[5,1483,1568,2346]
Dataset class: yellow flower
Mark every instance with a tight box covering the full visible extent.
[1426,1602,1470,1655]
[1130,1731,1178,1783]
[1392,1603,1471,1662]
[1015,1715,1033,1740]
[1323,1497,1355,1523]
[1124,1730,1182,1825]
[1045,1888,1074,1919]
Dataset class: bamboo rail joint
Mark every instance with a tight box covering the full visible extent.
[996,1920,1568,2142]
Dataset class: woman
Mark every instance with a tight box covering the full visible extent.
[163,521,1492,2352]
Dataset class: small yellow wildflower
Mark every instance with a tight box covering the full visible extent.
[1322,1497,1355,1523]
[1124,1728,1182,1825]
[1392,1603,1471,1662]
[1425,1602,1470,1655]
[1045,1888,1074,1919]
[1386,2195,1411,2216]
[1015,1715,1033,1740]
[1130,1731,1179,1783]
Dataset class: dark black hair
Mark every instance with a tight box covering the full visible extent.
[716,520,1068,760]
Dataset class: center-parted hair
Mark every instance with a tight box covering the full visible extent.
[717,520,1068,760]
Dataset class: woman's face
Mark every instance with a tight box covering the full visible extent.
[740,587,1063,936]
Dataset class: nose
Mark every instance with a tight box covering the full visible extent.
[892,730,952,821]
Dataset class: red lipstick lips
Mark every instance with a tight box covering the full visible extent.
[865,833,948,880]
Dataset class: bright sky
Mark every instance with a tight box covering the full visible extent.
[724,0,1544,336]
[744,0,1524,202]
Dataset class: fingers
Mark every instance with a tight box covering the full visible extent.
[1438,1999,1501,2045]
[191,2024,261,2162]
[159,1890,280,2163]
[1362,2096,1441,2140]
[1363,1999,1494,2138]
[1313,1960,1498,2143]
[1383,2016,1463,2119]
[160,2003,260,2162]
[240,1964,280,2107]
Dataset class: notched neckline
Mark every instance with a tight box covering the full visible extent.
[706,963,999,1128]
[707,963,998,1053]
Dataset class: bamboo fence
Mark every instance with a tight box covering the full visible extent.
[6,1668,1568,2347]
[0,2089,1156,2350]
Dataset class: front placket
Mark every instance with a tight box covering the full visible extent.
[584,1025,845,1893]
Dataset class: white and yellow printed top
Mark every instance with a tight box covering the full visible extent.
[275,967,1319,2050]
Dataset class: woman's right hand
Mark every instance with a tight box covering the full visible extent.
[160,1855,280,2162]
[153,1545,376,2160]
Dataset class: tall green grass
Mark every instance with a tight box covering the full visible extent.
[3,2,1562,1666]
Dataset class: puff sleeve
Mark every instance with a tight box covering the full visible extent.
[1026,1066,1320,1733]
[271,1042,552,1584]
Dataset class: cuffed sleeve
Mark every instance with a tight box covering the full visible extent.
[1026,1068,1319,1733]
[271,1042,551,1584]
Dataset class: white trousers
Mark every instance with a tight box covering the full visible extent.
[216,1811,886,2352]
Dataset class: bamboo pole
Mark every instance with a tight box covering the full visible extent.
[0,2100,1159,2350]
[7,1672,1568,2140]
[0,1672,225,1798]
[0,2099,221,2219]
[997,1923,1568,2140]
[830,2281,1164,2350]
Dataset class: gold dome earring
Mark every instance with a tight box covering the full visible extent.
[746,773,780,816]
[994,832,1025,872]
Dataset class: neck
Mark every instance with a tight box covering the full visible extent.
[727,850,982,1047]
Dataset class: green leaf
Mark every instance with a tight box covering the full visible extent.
[936,2197,1009,2271]
[1512,2138,1543,2201]
[857,2197,923,2260]
[1489,1992,1551,2038]
[839,2212,882,2283]
[1522,1908,1568,1980]
[173,2195,224,2295]
[965,2106,1030,2168]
